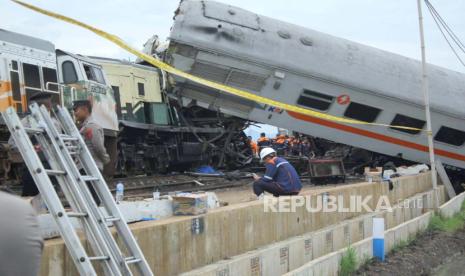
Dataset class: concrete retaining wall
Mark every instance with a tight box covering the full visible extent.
[439,191,465,218]
[287,190,464,276]
[181,187,445,276]
[40,173,434,275]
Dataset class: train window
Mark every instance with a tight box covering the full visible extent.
[112,86,122,119]
[62,61,78,84]
[297,89,334,111]
[10,71,21,101]
[434,126,465,146]
[390,114,425,134]
[137,82,145,96]
[93,67,105,84]
[12,60,18,71]
[83,64,105,84]
[83,65,94,82]
[42,67,58,92]
[344,102,381,122]
[22,63,41,89]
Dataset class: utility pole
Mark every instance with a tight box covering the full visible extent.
[417,0,439,209]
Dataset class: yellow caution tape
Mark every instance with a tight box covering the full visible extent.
[11,0,425,132]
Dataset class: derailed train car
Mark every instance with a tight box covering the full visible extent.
[88,57,252,176]
[164,0,465,189]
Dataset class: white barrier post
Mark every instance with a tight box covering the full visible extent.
[373,218,385,261]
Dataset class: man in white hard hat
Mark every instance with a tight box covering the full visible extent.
[252,147,302,197]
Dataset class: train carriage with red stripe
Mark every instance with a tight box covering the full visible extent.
[164,0,465,187]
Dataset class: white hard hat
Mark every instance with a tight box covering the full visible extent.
[260,147,276,161]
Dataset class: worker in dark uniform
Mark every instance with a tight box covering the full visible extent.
[301,138,311,157]
[275,134,286,155]
[252,147,302,197]
[291,136,301,156]
[8,92,61,196]
[257,132,271,152]
[73,100,110,205]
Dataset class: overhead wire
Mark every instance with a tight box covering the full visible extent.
[424,0,465,67]
[425,0,465,53]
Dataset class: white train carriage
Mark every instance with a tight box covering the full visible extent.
[0,29,60,112]
[165,0,465,172]
[0,29,119,177]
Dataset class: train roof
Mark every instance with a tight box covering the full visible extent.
[0,28,55,53]
[89,56,161,72]
[170,1,465,118]
[56,49,105,68]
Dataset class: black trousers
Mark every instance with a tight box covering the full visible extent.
[253,179,299,197]
[21,166,100,206]
[80,169,101,206]
[21,163,58,196]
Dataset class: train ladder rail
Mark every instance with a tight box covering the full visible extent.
[2,103,153,276]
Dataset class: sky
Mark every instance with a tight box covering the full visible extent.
[2,0,464,139]
[1,0,465,73]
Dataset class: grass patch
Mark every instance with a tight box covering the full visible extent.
[428,199,465,232]
[442,214,465,232]
[340,246,357,276]
[391,237,413,254]
[428,214,444,231]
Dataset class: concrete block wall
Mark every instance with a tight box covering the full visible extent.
[181,187,444,276]
[287,190,464,276]
[40,173,435,276]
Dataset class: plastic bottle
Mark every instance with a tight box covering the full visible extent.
[115,182,124,203]
[153,189,160,200]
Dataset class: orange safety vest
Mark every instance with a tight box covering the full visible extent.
[276,135,286,144]
[249,140,258,154]
[257,137,271,147]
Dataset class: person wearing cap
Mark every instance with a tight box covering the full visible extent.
[73,100,110,205]
[8,92,61,196]
[252,147,302,197]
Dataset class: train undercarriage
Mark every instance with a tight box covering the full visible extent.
[110,104,253,177]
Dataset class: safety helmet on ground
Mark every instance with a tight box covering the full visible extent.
[260,147,276,161]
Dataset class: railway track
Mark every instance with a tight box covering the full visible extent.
[107,173,255,199]
[3,163,360,203]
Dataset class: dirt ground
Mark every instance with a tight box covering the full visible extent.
[356,228,465,276]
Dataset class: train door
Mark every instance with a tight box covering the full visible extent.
[57,51,119,177]
[56,51,119,133]
[56,54,81,108]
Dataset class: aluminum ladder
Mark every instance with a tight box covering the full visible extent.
[2,103,153,276]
